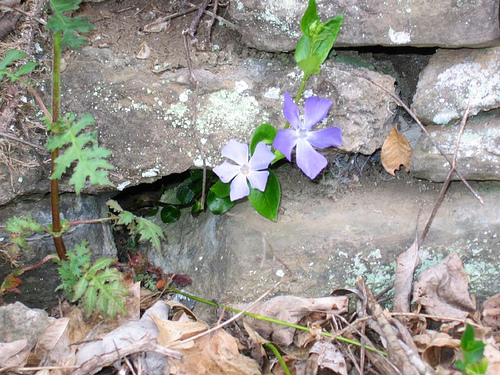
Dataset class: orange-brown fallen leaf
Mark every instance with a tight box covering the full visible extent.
[381,125,412,175]
[413,253,475,318]
[170,329,261,375]
[306,341,348,375]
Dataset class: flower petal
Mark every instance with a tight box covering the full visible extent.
[221,139,248,166]
[248,142,275,170]
[283,92,302,130]
[295,138,328,179]
[246,170,270,192]
[307,127,342,149]
[229,173,250,201]
[273,129,298,161]
[303,96,332,130]
[213,161,240,183]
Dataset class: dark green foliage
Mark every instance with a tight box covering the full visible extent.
[0,50,38,81]
[248,170,280,221]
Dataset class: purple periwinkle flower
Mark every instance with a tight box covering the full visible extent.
[273,92,342,179]
[213,140,275,201]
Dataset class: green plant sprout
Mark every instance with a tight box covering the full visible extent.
[455,324,488,375]
[1,0,163,318]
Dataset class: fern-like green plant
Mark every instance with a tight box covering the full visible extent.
[56,240,129,319]
[45,112,113,194]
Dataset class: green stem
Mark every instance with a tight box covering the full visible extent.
[50,30,67,260]
[264,343,291,375]
[295,74,309,104]
[167,288,387,356]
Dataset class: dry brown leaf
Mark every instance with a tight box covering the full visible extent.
[413,252,475,318]
[152,313,208,350]
[235,295,349,347]
[482,292,500,329]
[176,329,261,375]
[305,341,348,375]
[394,235,420,313]
[0,339,32,368]
[381,125,412,175]
[142,17,171,33]
[136,41,151,59]
[413,331,460,369]
[485,337,500,375]
[34,317,71,366]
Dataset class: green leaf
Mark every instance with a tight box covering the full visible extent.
[312,14,343,65]
[82,285,98,316]
[88,257,114,273]
[300,0,319,36]
[176,184,195,204]
[46,0,96,49]
[0,50,27,70]
[191,200,203,215]
[189,169,203,181]
[207,190,234,215]
[14,61,38,77]
[45,112,113,194]
[72,277,89,302]
[250,124,278,155]
[248,170,280,221]
[294,35,312,66]
[466,358,488,375]
[210,180,231,199]
[160,205,181,223]
[134,216,165,250]
[297,55,322,77]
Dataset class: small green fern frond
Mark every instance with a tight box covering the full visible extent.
[6,216,45,250]
[46,0,96,49]
[45,112,113,194]
[0,50,38,82]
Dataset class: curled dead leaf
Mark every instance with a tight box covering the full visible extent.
[413,253,475,318]
[0,339,32,368]
[414,331,460,369]
[482,292,500,329]
[381,125,412,176]
[306,341,348,375]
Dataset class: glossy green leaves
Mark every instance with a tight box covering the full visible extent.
[248,170,280,221]
[294,0,343,78]
[455,324,488,374]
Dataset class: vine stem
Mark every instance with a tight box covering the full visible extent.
[50,30,67,260]
[167,287,387,356]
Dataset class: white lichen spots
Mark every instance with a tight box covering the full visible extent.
[179,90,190,102]
[200,138,207,145]
[18,176,23,183]
[276,269,285,278]
[388,27,411,44]
[117,181,132,191]
[303,89,314,98]
[234,80,249,94]
[264,87,281,99]
[432,109,459,125]
[142,167,160,178]
[368,249,382,259]
[236,0,244,10]
[435,61,500,119]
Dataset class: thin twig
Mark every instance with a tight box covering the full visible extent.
[0,131,46,151]
[421,102,471,243]
[186,2,237,30]
[186,0,211,44]
[0,4,46,25]
[357,74,483,205]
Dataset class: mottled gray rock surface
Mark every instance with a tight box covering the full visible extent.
[412,47,500,125]
[59,47,396,191]
[0,302,54,346]
[411,110,500,182]
[144,164,500,311]
[229,0,500,52]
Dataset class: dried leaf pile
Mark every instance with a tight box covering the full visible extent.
[1,255,500,375]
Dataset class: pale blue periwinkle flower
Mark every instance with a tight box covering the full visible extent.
[213,140,275,201]
[273,92,342,179]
